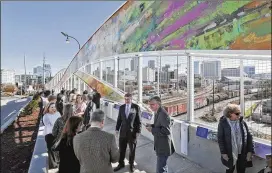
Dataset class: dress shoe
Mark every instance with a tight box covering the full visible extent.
[114,164,125,172]
[130,165,136,172]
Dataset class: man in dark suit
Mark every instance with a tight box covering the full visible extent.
[92,89,101,109]
[146,96,175,173]
[114,93,142,172]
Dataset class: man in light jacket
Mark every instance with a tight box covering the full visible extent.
[73,110,119,173]
[146,96,175,173]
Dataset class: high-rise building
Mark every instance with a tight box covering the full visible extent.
[194,61,200,74]
[200,61,221,80]
[142,67,155,82]
[148,60,155,69]
[221,67,249,78]
[243,66,255,76]
[33,64,51,77]
[130,57,138,71]
[1,69,15,84]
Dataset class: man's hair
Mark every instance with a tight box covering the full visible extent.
[48,95,57,102]
[91,109,105,123]
[149,96,161,104]
[83,90,88,95]
[125,93,132,97]
[87,94,93,101]
[44,90,51,97]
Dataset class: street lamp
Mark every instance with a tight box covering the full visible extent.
[61,32,81,50]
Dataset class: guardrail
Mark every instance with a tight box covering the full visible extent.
[29,99,270,173]
[1,97,32,133]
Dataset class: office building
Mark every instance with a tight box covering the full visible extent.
[33,64,51,77]
[130,57,138,71]
[194,61,200,74]
[148,60,156,69]
[221,67,249,78]
[200,61,221,80]
[243,66,255,76]
[142,67,155,82]
[1,69,15,84]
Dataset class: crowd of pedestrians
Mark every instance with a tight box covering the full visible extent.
[32,88,271,173]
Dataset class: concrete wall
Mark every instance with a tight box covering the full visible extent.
[28,121,48,173]
[101,101,268,173]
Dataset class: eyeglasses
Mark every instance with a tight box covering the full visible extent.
[234,112,241,116]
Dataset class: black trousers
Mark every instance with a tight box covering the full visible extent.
[45,134,58,169]
[119,136,137,166]
[226,154,246,173]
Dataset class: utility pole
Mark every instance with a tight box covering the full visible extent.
[24,54,27,95]
[43,53,45,87]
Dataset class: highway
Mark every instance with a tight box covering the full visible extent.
[1,97,32,128]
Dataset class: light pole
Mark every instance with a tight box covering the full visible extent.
[61,32,81,50]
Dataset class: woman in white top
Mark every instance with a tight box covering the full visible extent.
[43,102,61,169]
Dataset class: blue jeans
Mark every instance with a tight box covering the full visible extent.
[156,155,168,173]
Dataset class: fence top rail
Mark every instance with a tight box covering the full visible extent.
[47,50,271,87]
[81,50,271,67]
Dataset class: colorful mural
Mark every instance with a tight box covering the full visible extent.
[74,70,124,103]
[57,0,271,88]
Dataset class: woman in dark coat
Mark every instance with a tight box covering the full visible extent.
[217,104,254,173]
[57,116,82,173]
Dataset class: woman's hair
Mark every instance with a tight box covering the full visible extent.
[223,104,240,118]
[56,94,64,115]
[47,102,56,113]
[61,116,82,146]
[75,94,82,104]
[62,103,74,122]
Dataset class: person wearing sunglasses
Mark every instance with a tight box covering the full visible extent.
[218,104,254,173]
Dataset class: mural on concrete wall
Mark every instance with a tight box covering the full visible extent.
[57,0,271,88]
[74,70,124,103]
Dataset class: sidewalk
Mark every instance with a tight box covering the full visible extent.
[49,118,213,173]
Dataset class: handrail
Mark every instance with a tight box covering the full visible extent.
[47,50,271,89]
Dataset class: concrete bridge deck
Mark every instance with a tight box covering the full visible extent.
[49,117,212,173]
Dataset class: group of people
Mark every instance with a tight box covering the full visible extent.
[34,88,271,173]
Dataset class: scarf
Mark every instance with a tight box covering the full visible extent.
[227,118,247,166]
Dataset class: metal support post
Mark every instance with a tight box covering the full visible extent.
[187,55,194,122]
[114,57,118,88]
[240,59,245,116]
[99,61,103,80]
[83,66,86,91]
[157,56,160,97]
[138,55,143,103]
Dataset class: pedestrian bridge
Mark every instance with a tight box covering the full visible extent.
[28,49,271,173]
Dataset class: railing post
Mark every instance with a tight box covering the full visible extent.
[187,54,194,122]
[138,55,143,103]
[240,59,245,116]
[99,60,103,80]
[70,76,72,90]
[157,56,160,97]
[83,66,86,91]
[114,57,118,88]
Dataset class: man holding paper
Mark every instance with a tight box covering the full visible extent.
[146,96,175,173]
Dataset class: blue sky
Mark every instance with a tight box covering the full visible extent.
[1,1,124,75]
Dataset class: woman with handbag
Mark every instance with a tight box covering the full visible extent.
[55,116,82,173]
[217,104,255,173]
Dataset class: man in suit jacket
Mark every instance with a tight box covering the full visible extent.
[73,110,119,173]
[114,93,142,172]
[146,96,175,173]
